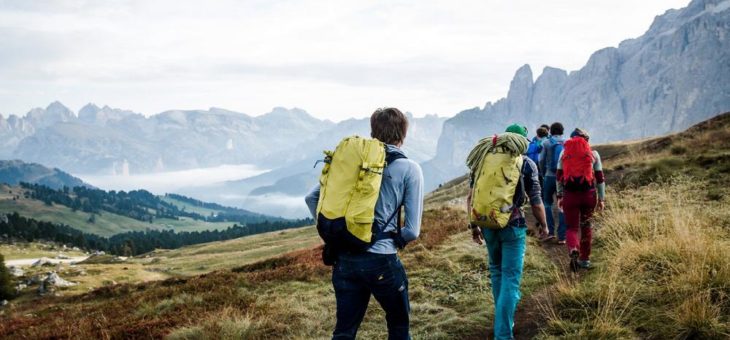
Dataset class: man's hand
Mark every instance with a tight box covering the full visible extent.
[471,226,484,245]
[597,200,605,211]
[557,197,563,210]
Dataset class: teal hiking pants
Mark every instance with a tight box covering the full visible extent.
[482,225,527,340]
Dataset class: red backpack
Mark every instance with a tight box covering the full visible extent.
[561,136,595,185]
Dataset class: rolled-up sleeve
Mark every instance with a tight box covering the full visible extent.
[401,161,424,243]
[304,184,321,219]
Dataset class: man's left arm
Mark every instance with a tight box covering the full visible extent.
[524,158,548,235]
[401,162,424,243]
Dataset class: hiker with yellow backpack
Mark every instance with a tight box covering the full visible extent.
[556,128,606,272]
[466,124,548,340]
[304,107,424,340]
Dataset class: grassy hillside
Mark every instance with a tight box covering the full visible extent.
[160,196,222,217]
[0,208,557,339]
[536,113,730,338]
[0,242,86,261]
[1,113,728,339]
[0,159,88,190]
[0,226,322,306]
[423,112,730,338]
[0,185,235,237]
[139,226,321,276]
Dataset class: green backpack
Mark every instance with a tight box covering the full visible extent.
[467,133,527,229]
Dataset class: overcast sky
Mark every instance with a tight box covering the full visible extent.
[0,0,690,121]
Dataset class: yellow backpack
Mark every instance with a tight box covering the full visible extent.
[316,136,389,252]
[468,133,527,229]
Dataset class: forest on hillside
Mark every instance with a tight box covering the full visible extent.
[20,183,283,224]
[0,212,311,256]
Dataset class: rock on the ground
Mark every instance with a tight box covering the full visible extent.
[31,257,54,267]
[45,271,76,287]
[38,271,76,295]
[8,266,24,277]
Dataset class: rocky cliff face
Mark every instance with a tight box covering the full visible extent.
[424,0,730,190]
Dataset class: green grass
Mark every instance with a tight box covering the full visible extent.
[534,113,730,339]
[2,113,727,339]
[2,226,320,307]
[0,187,236,237]
[539,178,730,339]
[140,226,320,276]
[0,207,558,339]
[0,242,86,261]
[160,196,223,217]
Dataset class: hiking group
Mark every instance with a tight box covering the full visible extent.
[305,108,606,339]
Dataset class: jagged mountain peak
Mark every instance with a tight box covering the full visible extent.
[257,107,326,128]
[46,100,70,111]
[423,0,730,190]
[23,101,75,127]
[261,106,314,119]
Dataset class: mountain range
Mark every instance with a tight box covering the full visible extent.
[0,103,335,174]
[422,0,730,189]
[1,0,728,215]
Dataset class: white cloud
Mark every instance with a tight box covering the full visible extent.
[0,0,690,120]
[77,164,267,194]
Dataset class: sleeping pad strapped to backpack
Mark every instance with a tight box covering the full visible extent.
[467,133,528,229]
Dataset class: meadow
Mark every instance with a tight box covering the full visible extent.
[0,187,236,237]
[0,113,728,339]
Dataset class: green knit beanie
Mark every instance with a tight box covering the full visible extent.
[505,124,528,137]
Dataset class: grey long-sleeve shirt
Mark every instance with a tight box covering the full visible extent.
[304,144,424,254]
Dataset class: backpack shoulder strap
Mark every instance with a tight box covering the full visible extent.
[386,150,407,165]
[372,204,402,241]
[372,148,408,246]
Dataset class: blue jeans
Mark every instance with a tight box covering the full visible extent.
[332,252,410,340]
[543,175,567,240]
[483,225,527,340]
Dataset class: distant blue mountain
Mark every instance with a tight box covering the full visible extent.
[0,159,90,190]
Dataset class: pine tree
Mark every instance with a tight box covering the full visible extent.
[0,253,14,300]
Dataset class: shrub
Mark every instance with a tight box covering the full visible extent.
[0,253,14,300]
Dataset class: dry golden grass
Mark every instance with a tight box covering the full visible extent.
[0,207,557,339]
[539,178,730,339]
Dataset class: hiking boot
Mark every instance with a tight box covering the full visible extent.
[578,260,592,269]
[569,250,580,273]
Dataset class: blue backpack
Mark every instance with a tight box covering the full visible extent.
[525,137,543,164]
[548,137,564,172]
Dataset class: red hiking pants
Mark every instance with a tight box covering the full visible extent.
[562,189,597,261]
